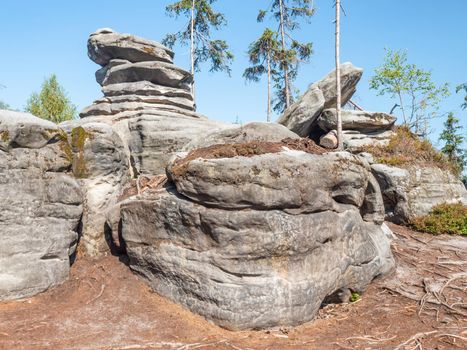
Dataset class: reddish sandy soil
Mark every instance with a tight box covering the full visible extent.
[0,223,465,350]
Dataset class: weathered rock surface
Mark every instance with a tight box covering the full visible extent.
[0,111,83,300]
[99,61,192,89]
[88,28,174,66]
[371,163,467,224]
[343,130,395,150]
[183,122,298,151]
[318,109,396,132]
[278,62,363,137]
[59,121,130,256]
[121,146,394,330]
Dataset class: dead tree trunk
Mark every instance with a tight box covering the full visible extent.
[335,0,343,150]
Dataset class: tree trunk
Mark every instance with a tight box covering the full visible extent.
[267,52,271,122]
[191,0,196,110]
[335,0,343,150]
[278,0,290,109]
[320,130,338,149]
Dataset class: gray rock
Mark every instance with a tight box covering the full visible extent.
[102,81,193,101]
[100,61,192,89]
[79,95,195,118]
[95,59,129,85]
[276,85,325,137]
[343,130,395,150]
[59,120,130,256]
[183,122,299,152]
[88,28,174,66]
[318,63,364,110]
[0,111,83,301]
[121,149,394,330]
[318,109,396,132]
[125,113,229,175]
[169,150,372,213]
[371,164,467,224]
[278,62,363,137]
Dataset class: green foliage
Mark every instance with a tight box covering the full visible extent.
[244,28,280,82]
[25,74,76,123]
[258,0,314,113]
[410,203,467,235]
[349,292,360,303]
[369,49,450,137]
[362,126,460,175]
[163,0,234,75]
[439,113,466,175]
[0,100,10,110]
[456,83,467,110]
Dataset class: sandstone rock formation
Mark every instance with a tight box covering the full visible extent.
[371,163,467,224]
[0,110,83,300]
[120,142,395,330]
[70,29,232,256]
[277,62,363,137]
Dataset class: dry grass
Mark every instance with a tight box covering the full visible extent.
[361,126,460,175]
[171,138,326,178]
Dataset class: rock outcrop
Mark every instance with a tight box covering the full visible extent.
[120,142,395,330]
[277,62,363,137]
[70,29,231,256]
[0,111,83,300]
[371,163,467,224]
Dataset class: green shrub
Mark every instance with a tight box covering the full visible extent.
[410,203,467,235]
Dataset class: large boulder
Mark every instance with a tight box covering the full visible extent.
[88,28,174,66]
[371,163,467,224]
[278,62,363,137]
[0,111,83,300]
[318,109,396,132]
[121,142,394,330]
[183,122,299,151]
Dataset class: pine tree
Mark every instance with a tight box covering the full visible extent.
[440,113,466,176]
[243,28,281,122]
[258,0,314,112]
[163,0,234,106]
[25,74,76,123]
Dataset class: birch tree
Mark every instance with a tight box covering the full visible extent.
[243,28,281,122]
[163,0,234,106]
[369,49,450,137]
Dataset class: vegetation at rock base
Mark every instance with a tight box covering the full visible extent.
[410,203,467,235]
[349,292,360,303]
[25,74,77,123]
[369,48,450,137]
[257,0,314,113]
[361,126,460,175]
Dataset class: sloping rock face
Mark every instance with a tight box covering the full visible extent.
[277,62,363,137]
[183,122,299,151]
[371,163,467,224]
[0,111,83,300]
[120,144,395,330]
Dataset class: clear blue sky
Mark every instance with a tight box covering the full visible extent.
[0,0,466,147]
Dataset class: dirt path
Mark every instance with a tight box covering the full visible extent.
[0,224,465,350]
